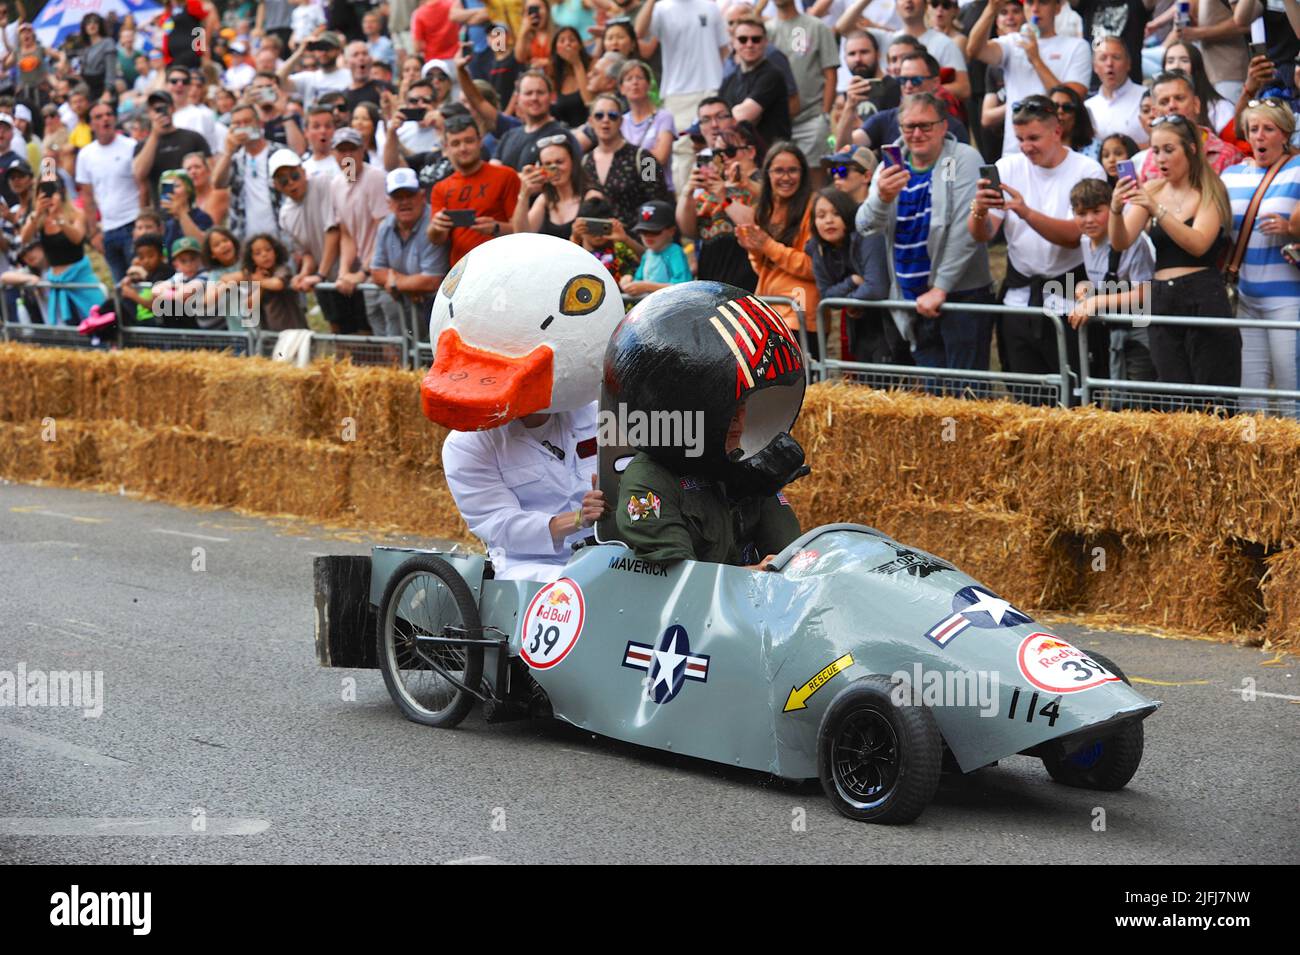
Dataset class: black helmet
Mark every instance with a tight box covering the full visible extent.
[602,281,808,496]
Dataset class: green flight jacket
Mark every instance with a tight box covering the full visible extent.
[614,452,802,565]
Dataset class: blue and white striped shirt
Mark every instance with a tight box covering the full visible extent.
[1222,155,1300,300]
[894,166,934,301]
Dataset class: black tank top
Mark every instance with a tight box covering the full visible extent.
[538,209,574,242]
[1151,216,1224,271]
[42,225,85,268]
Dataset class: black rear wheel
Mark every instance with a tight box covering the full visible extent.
[817,675,942,824]
[376,555,484,728]
[1041,650,1145,791]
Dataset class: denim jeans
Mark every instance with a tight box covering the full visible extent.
[101,222,136,284]
[911,286,995,397]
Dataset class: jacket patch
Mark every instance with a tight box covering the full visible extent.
[627,492,661,521]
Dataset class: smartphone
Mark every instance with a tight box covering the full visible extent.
[1115,159,1136,183]
[881,144,903,167]
[400,106,426,122]
[695,148,716,167]
[259,87,278,104]
[158,180,175,204]
[687,129,707,147]
[583,218,612,237]
[37,181,58,198]
[1249,41,1268,59]
[1175,0,1191,27]
[979,164,1000,189]
[445,209,477,227]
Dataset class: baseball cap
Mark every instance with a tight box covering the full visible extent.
[170,236,202,258]
[314,31,344,49]
[268,148,303,176]
[4,160,33,179]
[632,199,674,233]
[422,58,455,79]
[385,167,420,195]
[147,89,175,109]
[331,126,363,148]
[230,40,248,55]
[13,104,30,123]
[0,113,14,128]
[822,146,876,175]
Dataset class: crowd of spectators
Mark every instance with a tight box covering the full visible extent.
[0,0,1297,409]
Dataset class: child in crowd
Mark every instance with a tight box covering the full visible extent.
[201,226,242,330]
[571,194,638,285]
[231,232,307,331]
[1,239,49,324]
[806,186,901,364]
[118,234,172,327]
[1066,179,1157,399]
[1099,134,1140,186]
[152,236,207,328]
[620,200,690,296]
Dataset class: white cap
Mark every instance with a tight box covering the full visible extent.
[386,167,420,194]
[14,104,31,123]
[0,114,14,128]
[268,148,303,176]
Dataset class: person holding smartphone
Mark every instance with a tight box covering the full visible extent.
[426,114,520,266]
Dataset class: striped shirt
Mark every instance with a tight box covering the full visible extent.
[1222,155,1300,300]
[894,166,934,301]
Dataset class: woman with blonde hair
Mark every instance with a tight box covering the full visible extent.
[1110,113,1237,408]
[1221,99,1300,414]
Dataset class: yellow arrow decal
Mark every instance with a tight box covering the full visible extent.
[784,653,854,713]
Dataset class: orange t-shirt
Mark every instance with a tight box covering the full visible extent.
[429,162,521,265]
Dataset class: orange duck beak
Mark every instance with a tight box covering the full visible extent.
[421,327,555,431]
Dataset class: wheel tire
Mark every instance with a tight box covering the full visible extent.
[377,555,484,729]
[817,675,943,825]
[1041,650,1145,791]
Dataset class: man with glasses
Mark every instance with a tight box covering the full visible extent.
[76,103,141,282]
[274,149,355,334]
[1140,70,1243,181]
[131,89,212,205]
[389,79,441,156]
[859,93,993,379]
[1084,34,1146,148]
[968,94,1107,404]
[637,0,732,195]
[721,3,800,111]
[967,0,1091,157]
[371,167,447,342]
[821,145,876,205]
[427,114,520,266]
[213,102,281,243]
[856,52,969,149]
[720,16,792,148]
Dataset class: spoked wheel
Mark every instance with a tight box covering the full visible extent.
[817,675,942,825]
[1041,650,1144,791]
[377,555,484,728]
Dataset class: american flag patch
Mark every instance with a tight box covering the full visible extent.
[680,476,711,490]
[777,492,790,506]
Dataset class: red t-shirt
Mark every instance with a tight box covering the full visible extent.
[411,0,461,62]
[429,161,521,265]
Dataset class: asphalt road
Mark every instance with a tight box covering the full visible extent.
[1,481,1296,865]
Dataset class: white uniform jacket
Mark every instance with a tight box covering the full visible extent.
[441,402,599,582]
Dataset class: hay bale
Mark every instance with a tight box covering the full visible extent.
[116,426,243,506]
[1053,532,1264,637]
[0,421,45,480]
[319,361,445,464]
[1259,548,1300,653]
[202,360,329,441]
[0,344,79,421]
[793,384,1033,519]
[347,451,472,540]
[232,436,352,521]
[1009,407,1300,547]
[860,501,1067,611]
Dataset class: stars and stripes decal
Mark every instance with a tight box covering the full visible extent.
[707,296,803,398]
[622,625,711,704]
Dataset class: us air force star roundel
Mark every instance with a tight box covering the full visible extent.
[925,586,1032,648]
[622,625,710,704]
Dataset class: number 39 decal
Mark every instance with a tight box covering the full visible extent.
[520,579,586,670]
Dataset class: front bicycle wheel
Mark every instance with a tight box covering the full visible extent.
[376,555,485,728]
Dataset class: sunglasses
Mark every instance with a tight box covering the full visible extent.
[443,116,476,132]
[591,110,620,121]
[1054,101,1077,113]
[168,77,189,85]
[1011,95,1056,117]
[408,97,433,105]
[536,133,568,148]
[273,169,303,186]
[928,0,957,7]
[901,119,942,133]
[1247,98,1288,109]
[829,164,857,179]
[735,34,765,45]
[1150,113,1193,128]
[716,144,741,157]
[899,75,931,87]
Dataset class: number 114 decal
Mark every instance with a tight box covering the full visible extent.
[1007,687,1062,727]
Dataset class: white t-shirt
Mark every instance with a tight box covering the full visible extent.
[1086,79,1146,147]
[397,120,438,154]
[225,62,256,92]
[651,0,730,96]
[239,148,278,240]
[174,104,227,154]
[74,134,141,232]
[289,67,352,106]
[303,152,341,180]
[993,149,1106,301]
[994,32,1092,156]
[918,28,967,75]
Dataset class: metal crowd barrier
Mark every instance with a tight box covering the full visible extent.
[1077,314,1300,416]
[816,297,1072,407]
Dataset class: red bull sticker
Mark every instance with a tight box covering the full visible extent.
[520,578,586,669]
[1016,632,1121,694]
[786,549,821,573]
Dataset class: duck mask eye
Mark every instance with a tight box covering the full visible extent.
[559,274,606,316]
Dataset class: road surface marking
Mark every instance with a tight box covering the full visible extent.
[9,507,105,524]
[1227,688,1300,702]
[150,529,231,543]
[0,724,129,767]
[443,855,505,865]
[0,817,271,836]
[63,619,105,633]
[1131,677,1211,687]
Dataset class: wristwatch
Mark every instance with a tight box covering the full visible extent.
[492,221,501,236]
